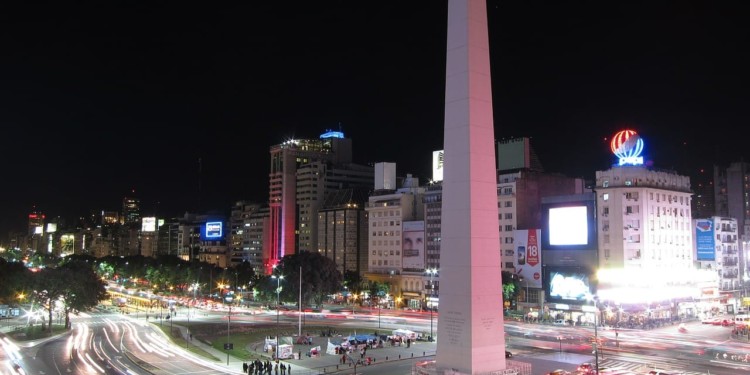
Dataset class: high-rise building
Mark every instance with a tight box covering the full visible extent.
[496,136,545,172]
[266,130,372,274]
[27,210,45,253]
[365,174,424,309]
[694,217,740,292]
[595,165,694,270]
[122,195,140,225]
[713,161,750,282]
[316,187,370,276]
[691,167,715,219]
[229,201,268,271]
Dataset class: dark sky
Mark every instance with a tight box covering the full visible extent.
[1,1,748,238]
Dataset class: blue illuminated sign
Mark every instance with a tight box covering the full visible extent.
[695,219,715,261]
[205,221,223,239]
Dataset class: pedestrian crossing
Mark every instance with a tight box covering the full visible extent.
[597,358,705,374]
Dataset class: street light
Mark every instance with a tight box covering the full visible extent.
[586,293,600,373]
[426,268,438,342]
[298,265,302,337]
[271,270,284,356]
[226,284,232,365]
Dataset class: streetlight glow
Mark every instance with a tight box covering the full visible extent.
[426,268,438,342]
[271,268,284,357]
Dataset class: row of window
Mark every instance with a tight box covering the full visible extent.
[371,259,401,266]
[372,220,401,227]
[372,230,401,237]
[371,250,402,256]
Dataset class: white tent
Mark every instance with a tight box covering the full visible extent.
[391,329,417,340]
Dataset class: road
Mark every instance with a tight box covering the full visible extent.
[4,304,750,375]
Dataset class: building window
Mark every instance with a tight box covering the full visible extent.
[504,213,513,219]
[505,201,512,208]
[505,225,513,231]
[602,193,609,201]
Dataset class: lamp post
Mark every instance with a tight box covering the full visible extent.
[427,268,438,341]
[271,270,284,355]
[227,285,232,366]
[378,294,383,329]
[586,293,600,373]
[298,265,302,337]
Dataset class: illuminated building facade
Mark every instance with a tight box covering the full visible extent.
[122,196,140,225]
[694,217,740,293]
[316,187,370,276]
[229,201,268,273]
[365,174,424,309]
[713,161,750,286]
[28,210,45,253]
[266,130,372,274]
[595,166,694,271]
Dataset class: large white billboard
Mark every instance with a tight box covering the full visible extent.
[141,217,156,232]
[402,221,425,270]
[432,150,444,182]
[514,229,542,288]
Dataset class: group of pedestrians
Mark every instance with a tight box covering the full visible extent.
[243,359,291,375]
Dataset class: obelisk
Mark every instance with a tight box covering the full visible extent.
[435,0,507,374]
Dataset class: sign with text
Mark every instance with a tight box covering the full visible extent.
[514,229,542,288]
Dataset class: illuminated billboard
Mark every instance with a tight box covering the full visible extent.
[541,197,596,251]
[610,129,644,166]
[141,217,156,232]
[204,221,223,239]
[514,229,542,288]
[544,266,595,304]
[34,226,43,235]
[402,221,425,271]
[695,219,715,261]
[46,223,57,233]
[432,150,444,182]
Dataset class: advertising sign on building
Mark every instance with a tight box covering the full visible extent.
[695,219,715,261]
[205,221,223,239]
[141,217,156,232]
[514,229,542,288]
[432,150,444,182]
[402,221,425,270]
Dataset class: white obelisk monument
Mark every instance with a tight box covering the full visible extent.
[435,0,508,374]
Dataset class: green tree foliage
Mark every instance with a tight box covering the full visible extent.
[33,267,67,332]
[58,259,108,328]
[0,258,32,305]
[277,252,342,309]
[501,270,521,303]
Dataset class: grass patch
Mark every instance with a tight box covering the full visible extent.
[8,324,68,341]
[161,322,386,363]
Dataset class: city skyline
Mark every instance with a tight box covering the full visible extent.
[2,1,749,237]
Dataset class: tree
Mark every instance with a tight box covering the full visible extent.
[277,252,342,308]
[33,267,67,332]
[58,259,108,328]
[501,271,521,307]
[0,259,32,305]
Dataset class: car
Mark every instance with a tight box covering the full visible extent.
[547,370,571,375]
[553,319,566,325]
[505,350,512,358]
[701,317,718,324]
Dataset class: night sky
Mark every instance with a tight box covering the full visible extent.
[1,1,748,239]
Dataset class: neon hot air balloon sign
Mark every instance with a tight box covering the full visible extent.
[610,129,644,166]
